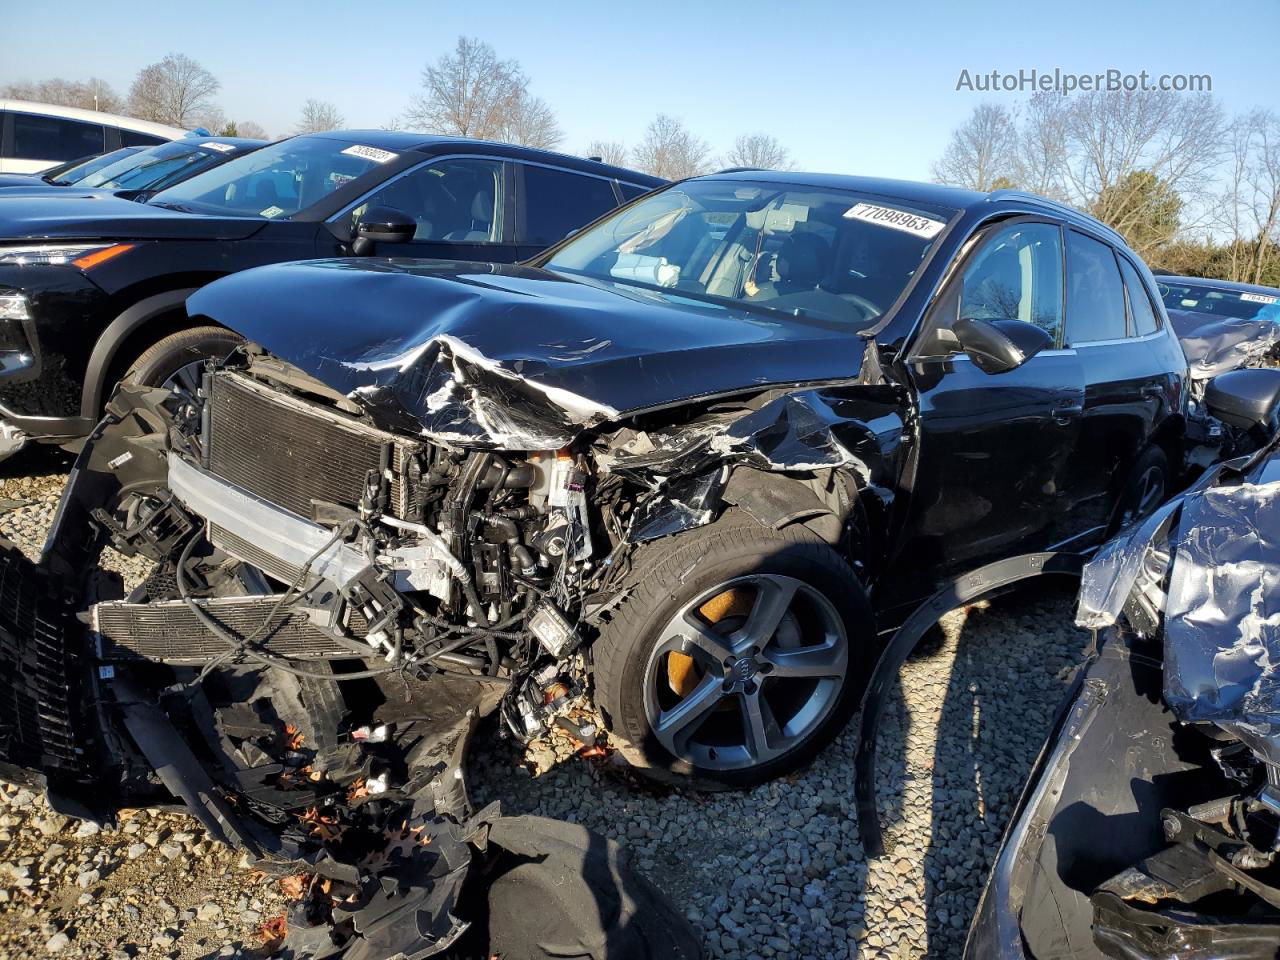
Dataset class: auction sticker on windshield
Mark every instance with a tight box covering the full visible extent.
[1241,292,1279,304]
[844,202,945,238]
[198,142,235,153]
[341,145,398,164]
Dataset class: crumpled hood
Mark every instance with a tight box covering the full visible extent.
[0,193,266,242]
[1169,308,1280,380]
[188,258,872,444]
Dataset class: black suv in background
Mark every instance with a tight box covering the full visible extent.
[0,130,662,456]
[0,136,266,200]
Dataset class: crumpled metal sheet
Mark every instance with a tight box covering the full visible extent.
[187,258,877,449]
[1162,476,1280,759]
[1076,442,1280,762]
[1169,309,1280,381]
[603,386,904,542]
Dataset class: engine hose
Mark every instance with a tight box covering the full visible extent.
[378,514,490,627]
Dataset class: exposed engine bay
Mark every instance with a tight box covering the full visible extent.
[3,345,800,957]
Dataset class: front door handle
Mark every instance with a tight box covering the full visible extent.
[1052,403,1083,425]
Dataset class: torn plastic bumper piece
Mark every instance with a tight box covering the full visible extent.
[855,551,1084,858]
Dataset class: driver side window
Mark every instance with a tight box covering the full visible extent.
[957,222,1063,343]
[349,157,505,243]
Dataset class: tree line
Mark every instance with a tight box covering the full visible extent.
[2,38,794,180]
[932,93,1280,286]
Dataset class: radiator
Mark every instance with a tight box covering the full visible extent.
[205,371,417,519]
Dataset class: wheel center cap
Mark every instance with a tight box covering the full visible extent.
[732,656,756,683]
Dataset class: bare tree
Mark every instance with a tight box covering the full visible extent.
[932,103,1019,191]
[1217,111,1280,284]
[1059,90,1224,244]
[127,53,220,128]
[235,120,270,140]
[585,140,629,166]
[1014,92,1070,198]
[1,77,123,114]
[724,133,793,170]
[296,99,345,134]
[403,36,562,148]
[632,115,709,180]
[494,93,563,149]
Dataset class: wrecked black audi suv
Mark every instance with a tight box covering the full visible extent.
[0,171,1193,953]
[964,366,1280,959]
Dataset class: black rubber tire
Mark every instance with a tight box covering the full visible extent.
[123,325,243,387]
[592,517,875,790]
[1109,445,1170,534]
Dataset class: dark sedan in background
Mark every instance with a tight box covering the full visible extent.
[0,146,144,191]
[0,136,265,200]
[0,130,662,457]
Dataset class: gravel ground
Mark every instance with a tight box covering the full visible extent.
[0,448,1091,959]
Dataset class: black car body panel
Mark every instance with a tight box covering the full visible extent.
[0,195,270,240]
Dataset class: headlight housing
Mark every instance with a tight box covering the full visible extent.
[0,295,29,321]
[0,243,134,268]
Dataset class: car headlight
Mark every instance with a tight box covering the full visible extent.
[0,295,29,321]
[0,243,134,268]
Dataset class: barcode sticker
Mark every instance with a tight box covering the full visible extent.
[1241,292,1279,304]
[844,202,945,238]
[341,144,398,164]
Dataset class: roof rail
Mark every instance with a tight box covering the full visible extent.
[714,166,766,174]
[988,189,1127,245]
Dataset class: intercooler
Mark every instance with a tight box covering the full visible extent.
[205,371,418,519]
[93,596,370,664]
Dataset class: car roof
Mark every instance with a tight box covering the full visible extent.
[1152,273,1280,297]
[0,99,187,139]
[690,170,1125,244]
[297,129,664,185]
[183,136,268,149]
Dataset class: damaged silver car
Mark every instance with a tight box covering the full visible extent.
[964,367,1280,959]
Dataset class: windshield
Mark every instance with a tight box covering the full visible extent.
[1158,280,1280,322]
[151,136,391,218]
[79,141,240,191]
[44,148,141,184]
[545,180,953,327]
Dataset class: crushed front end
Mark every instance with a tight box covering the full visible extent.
[0,355,700,958]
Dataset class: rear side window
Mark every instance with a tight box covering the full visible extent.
[119,129,167,148]
[619,182,650,201]
[1118,257,1160,336]
[9,112,105,162]
[1066,231,1127,344]
[518,165,619,246]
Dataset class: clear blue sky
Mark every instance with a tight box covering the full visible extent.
[3,0,1276,178]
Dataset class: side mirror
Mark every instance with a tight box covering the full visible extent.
[1205,368,1280,439]
[954,317,1053,375]
[352,206,416,255]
